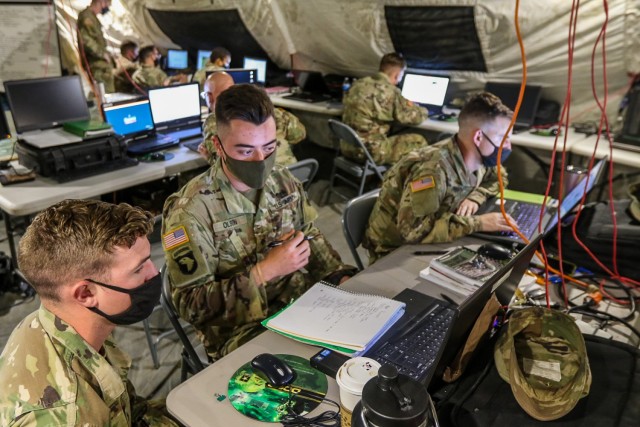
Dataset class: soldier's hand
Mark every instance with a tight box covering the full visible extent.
[478,212,518,233]
[260,232,310,281]
[456,199,479,216]
[197,142,210,159]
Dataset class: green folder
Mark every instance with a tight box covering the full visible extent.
[501,189,554,205]
[63,120,112,138]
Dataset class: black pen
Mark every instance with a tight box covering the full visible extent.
[268,234,315,248]
[413,250,449,256]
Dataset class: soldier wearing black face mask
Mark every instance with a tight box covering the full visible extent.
[77,0,115,93]
[0,200,178,426]
[364,91,518,262]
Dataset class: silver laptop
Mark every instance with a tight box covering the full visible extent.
[148,83,203,142]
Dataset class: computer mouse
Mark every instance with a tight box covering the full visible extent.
[477,243,513,260]
[251,353,297,387]
[150,152,166,161]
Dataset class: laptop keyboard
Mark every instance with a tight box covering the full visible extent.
[183,138,203,152]
[365,300,456,383]
[499,201,543,239]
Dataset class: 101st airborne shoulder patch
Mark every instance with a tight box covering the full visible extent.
[411,176,435,192]
[162,226,189,250]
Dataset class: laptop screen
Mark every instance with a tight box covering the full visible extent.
[292,70,329,95]
[401,73,450,108]
[243,57,267,84]
[207,68,257,84]
[484,82,542,128]
[197,49,212,69]
[167,49,188,69]
[103,99,155,138]
[4,75,90,133]
[148,83,201,129]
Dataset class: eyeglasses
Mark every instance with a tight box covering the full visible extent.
[200,91,211,100]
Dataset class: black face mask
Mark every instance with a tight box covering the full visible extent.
[87,273,161,325]
[478,131,511,167]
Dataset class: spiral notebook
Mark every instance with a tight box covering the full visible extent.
[262,282,406,355]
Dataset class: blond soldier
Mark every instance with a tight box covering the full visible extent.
[199,72,306,166]
[192,47,232,89]
[342,53,428,164]
[363,92,517,263]
[162,84,354,360]
[132,45,186,89]
[77,0,115,93]
[0,200,177,426]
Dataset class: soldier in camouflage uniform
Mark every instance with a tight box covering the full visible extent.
[199,72,306,166]
[77,0,115,93]
[193,47,232,90]
[0,200,177,426]
[363,92,517,263]
[162,85,355,360]
[342,53,428,165]
[132,45,187,89]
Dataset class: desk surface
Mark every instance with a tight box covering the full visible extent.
[571,134,640,168]
[166,239,486,426]
[270,93,344,116]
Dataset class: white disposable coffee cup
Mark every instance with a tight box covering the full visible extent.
[335,357,381,412]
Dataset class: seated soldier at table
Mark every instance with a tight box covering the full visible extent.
[162,84,355,360]
[363,91,517,263]
[0,199,177,426]
[132,45,186,89]
[192,46,232,90]
[342,52,428,165]
[198,72,306,166]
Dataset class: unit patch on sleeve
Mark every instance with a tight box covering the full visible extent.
[162,226,189,250]
[411,176,435,193]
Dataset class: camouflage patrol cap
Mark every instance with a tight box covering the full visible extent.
[628,182,640,222]
[494,307,591,421]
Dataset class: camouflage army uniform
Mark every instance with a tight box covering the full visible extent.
[77,7,115,93]
[162,161,353,360]
[193,63,225,89]
[0,306,177,426]
[132,64,168,89]
[201,107,305,166]
[363,136,508,263]
[342,72,428,164]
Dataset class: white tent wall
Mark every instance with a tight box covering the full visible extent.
[57,0,639,122]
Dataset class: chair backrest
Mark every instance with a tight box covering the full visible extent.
[160,265,206,373]
[342,189,381,270]
[328,119,385,181]
[286,158,319,190]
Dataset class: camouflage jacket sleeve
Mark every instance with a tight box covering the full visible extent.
[392,87,428,125]
[77,9,106,59]
[275,108,306,145]
[465,165,510,206]
[201,113,218,165]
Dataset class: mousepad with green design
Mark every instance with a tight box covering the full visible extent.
[228,354,328,422]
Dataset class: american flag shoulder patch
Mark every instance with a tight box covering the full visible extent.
[163,226,189,250]
[411,176,435,192]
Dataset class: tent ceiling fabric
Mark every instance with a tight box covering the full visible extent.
[58,0,639,120]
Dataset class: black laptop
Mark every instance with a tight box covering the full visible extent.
[283,70,333,103]
[485,82,542,133]
[102,98,179,155]
[401,73,450,117]
[475,158,606,244]
[148,83,203,143]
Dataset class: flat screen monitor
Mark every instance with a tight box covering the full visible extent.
[103,99,154,137]
[208,68,257,84]
[4,75,90,133]
[148,83,201,128]
[197,49,212,69]
[243,57,267,84]
[401,73,450,108]
[484,82,542,128]
[167,49,189,70]
[292,70,329,95]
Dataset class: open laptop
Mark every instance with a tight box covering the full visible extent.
[283,70,333,103]
[401,73,450,117]
[363,235,540,387]
[485,82,542,133]
[148,83,202,143]
[102,98,179,155]
[476,158,606,244]
[243,57,268,85]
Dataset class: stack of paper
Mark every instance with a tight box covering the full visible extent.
[262,282,406,355]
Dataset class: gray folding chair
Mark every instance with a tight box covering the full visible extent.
[341,189,380,271]
[323,119,387,204]
[160,265,210,381]
[286,158,319,190]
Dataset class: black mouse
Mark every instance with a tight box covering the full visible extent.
[251,353,297,387]
[150,152,166,161]
[477,243,512,260]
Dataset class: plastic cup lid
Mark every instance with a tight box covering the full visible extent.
[336,357,381,394]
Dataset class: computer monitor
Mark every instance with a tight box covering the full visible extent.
[292,70,329,95]
[167,49,189,70]
[197,49,212,69]
[484,82,542,129]
[148,83,201,129]
[207,68,258,84]
[103,99,155,138]
[4,75,90,134]
[401,73,450,109]
[243,57,267,84]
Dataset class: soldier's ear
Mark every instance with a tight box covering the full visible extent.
[213,135,224,158]
[72,280,99,308]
